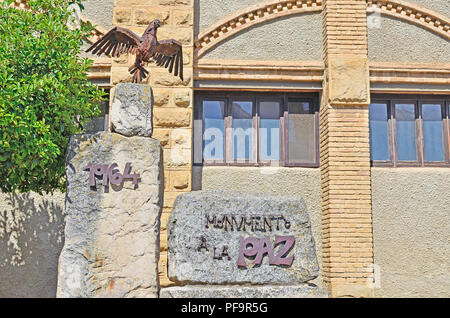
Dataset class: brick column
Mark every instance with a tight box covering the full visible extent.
[112,0,194,287]
[320,0,374,297]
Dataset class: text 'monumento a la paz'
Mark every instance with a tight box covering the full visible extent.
[161,191,329,298]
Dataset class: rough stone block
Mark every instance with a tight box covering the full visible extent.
[174,89,191,107]
[114,8,132,24]
[111,83,154,137]
[328,56,370,105]
[160,284,329,298]
[154,108,191,127]
[167,191,319,285]
[134,7,170,26]
[153,89,170,107]
[57,132,163,298]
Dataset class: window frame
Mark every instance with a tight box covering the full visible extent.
[194,92,319,168]
[419,100,448,166]
[284,96,319,168]
[369,100,394,167]
[257,97,284,166]
[370,94,450,167]
[229,97,257,165]
[199,97,228,165]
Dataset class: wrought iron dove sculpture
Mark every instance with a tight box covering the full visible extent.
[86,19,183,84]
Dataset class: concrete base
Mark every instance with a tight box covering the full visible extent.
[160,284,329,298]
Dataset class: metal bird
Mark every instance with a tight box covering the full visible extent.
[86,19,183,84]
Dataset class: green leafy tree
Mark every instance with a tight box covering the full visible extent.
[0,0,105,194]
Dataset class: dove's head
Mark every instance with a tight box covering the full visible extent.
[153,19,161,28]
[145,19,161,34]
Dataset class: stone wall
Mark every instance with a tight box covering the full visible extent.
[112,0,194,286]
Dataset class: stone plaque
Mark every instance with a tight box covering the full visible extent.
[57,132,163,298]
[167,191,319,285]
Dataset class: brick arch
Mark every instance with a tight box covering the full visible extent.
[195,0,324,58]
[367,0,450,40]
[196,0,450,59]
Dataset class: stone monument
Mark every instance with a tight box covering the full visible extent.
[57,83,163,298]
[160,191,329,298]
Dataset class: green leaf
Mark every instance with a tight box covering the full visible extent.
[0,0,106,194]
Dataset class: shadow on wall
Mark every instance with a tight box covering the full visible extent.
[0,191,65,298]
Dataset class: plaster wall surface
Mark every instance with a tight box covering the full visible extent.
[83,0,115,31]
[196,0,263,35]
[79,0,114,61]
[201,13,323,61]
[371,168,450,298]
[193,166,324,287]
[407,0,450,17]
[0,191,65,297]
[368,16,450,64]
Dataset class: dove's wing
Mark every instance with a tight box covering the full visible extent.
[86,27,141,57]
[153,39,183,81]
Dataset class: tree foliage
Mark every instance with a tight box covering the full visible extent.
[0,0,105,194]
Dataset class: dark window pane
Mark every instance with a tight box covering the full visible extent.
[203,101,225,160]
[422,104,444,162]
[369,103,390,161]
[84,90,110,133]
[287,100,315,164]
[395,103,417,161]
[232,101,253,160]
[259,101,280,160]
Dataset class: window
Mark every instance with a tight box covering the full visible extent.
[194,92,319,167]
[369,95,450,167]
[84,89,110,133]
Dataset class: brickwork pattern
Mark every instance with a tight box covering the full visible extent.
[113,0,194,287]
[319,105,374,295]
[321,0,374,297]
[323,0,368,58]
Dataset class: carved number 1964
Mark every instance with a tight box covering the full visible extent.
[85,162,140,188]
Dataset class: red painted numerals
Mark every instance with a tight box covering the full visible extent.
[237,236,295,268]
[85,162,140,188]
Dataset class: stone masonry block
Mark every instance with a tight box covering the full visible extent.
[110,83,153,137]
[134,7,170,26]
[153,108,191,127]
[328,56,370,106]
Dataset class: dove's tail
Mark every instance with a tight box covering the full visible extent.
[129,61,149,84]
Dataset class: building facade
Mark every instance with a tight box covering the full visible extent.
[0,0,449,297]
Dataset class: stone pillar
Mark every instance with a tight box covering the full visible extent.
[57,85,163,298]
[320,0,374,297]
[112,0,194,287]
